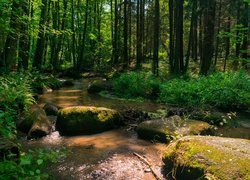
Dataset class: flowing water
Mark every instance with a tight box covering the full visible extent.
[24,78,250,180]
[25,79,166,180]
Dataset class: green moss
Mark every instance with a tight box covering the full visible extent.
[137,116,213,143]
[56,106,121,135]
[163,136,250,179]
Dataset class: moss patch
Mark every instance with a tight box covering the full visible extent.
[163,136,250,179]
[136,116,213,143]
[56,106,121,135]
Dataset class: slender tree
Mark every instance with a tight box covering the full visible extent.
[153,0,159,76]
[200,0,216,75]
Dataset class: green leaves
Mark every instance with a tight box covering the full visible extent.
[0,148,68,179]
[159,71,250,109]
[37,159,44,165]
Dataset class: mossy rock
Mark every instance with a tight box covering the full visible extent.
[56,106,121,135]
[87,80,111,94]
[27,109,52,139]
[163,136,250,180]
[136,116,213,143]
[190,110,232,126]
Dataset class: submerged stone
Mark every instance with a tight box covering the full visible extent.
[163,136,250,180]
[136,115,213,142]
[56,106,121,135]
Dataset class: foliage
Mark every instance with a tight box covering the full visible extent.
[26,71,62,92]
[0,148,67,179]
[159,71,250,109]
[0,73,35,112]
[113,72,161,99]
[112,71,249,109]
[0,110,16,139]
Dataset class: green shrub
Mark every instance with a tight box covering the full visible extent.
[0,110,16,139]
[27,71,61,93]
[0,148,67,179]
[159,71,250,109]
[113,72,160,99]
[0,73,35,112]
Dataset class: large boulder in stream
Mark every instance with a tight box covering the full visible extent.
[136,116,213,142]
[26,109,52,139]
[56,106,121,135]
[163,136,250,180]
[87,80,111,94]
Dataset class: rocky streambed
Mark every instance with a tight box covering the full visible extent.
[20,78,250,179]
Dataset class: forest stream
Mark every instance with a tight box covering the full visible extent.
[22,78,250,180]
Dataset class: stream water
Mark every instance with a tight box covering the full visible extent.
[24,78,250,180]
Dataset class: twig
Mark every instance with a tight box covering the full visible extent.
[133,152,162,180]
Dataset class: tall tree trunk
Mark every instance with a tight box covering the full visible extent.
[169,0,174,72]
[71,0,76,68]
[200,0,216,75]
[214,0,222,67]
[113,0,119,64]
[18,1,30,70]
[185,0,195,72]
[153,0,159,76]
[77,0,90,71]
[224,17,231,72]
[192,0,198,62]
[173,0,184,74]
[123,0,128,68]
[33,0,49,69]
[2,1,22,71]
[241,2,248,69]
[136,0,142,69]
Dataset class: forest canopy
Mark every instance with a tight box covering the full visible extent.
[0,0,249,75]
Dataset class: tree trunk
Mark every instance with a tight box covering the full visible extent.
[153,0,159,76]
[200,0,216,75]
[33,0,49,69]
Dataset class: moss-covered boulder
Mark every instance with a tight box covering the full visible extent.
[136,116,213,142]
[56,106,121,135]
[163,136,250,180]
[27,109,53,139]
[190,110,233,126]
[87,80,111,94]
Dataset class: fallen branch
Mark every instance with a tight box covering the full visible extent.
[133,152,161,180]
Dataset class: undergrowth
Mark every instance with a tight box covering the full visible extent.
[112,71,250,109]
[0,72,65,179]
